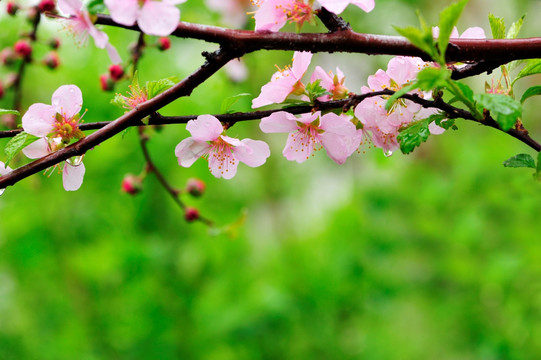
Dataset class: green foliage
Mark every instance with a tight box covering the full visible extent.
[305,79,331,103]
[397,117,431,154]
[86,0,106,14]
[220,93,251,113]
[512,59,541,86]
[394,25,436,60]
[503,153,536,168]
[146,76,179,99]
[437,0,469,59]
[520,85,541,104]
[474,93,522,131]
[4,131,40,166]
[507,15,525,39]
[488,13,506,39]
[0,109,19,116]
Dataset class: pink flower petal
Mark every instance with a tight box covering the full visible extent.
[220,135,243,147]
[22,138,50,159]
[63,161,85,191]
[138,1,181,36]
[57,0,83,15]
[252,75,297,108]
[187,115,223,142]
[282,131,313,163]
[0,161,11,176]
[291,51,312,80]
[208,149,238,179]
[234,139,270,167]
[319,112,355,136]
[254,0,288,32]
[320,132,350,164]
[105,0,138,26]
[318,0,374,14]
[460,27,486,39]
[52,85,83,118]
[22,103,56,137]
[175,138,211,167]
[259,111,299,133]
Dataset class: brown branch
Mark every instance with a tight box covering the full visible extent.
[95,14,541,65]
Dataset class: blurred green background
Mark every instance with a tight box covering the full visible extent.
[1,0,541,358]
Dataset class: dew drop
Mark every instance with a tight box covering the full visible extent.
[384,150,393,157]
[67,155,84,166]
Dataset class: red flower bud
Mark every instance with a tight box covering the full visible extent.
[38,0,55,13]
[157,37,171,51]
[184,207,200,222]
[49,37,61,49]
[0,48,17,66]
[108,64,124,81]
[0,80,4,100]
[7,2,19,16]
[43,51,60,69]
[121,174,142,195]
[14,40,32,59]
[185,178,206,197]
[99,74,114,92]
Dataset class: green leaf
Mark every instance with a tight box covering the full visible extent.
[474,93,522,131]
[4,131,40,166]
[86,0,106,14]
[111,93,127,108]
[0,109,20,116]
[488,13,506,39]
[220,93,251,113]
[507,15,525,39]
[537,152,541,179]
[503,153,536,168]
[416,67,450,90]
[397,118,431,154]
[146,77,179,99]
[512,59,541,86]
[438,0,469,59]
[384,82,418,111]
[520,86,541,104]
[394,26,436,59]
[454,81,474,103]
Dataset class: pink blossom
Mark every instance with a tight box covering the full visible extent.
[58,0,121,63]
[252,51,312,108]
[254,0,315,32]
[0,161,12,196]
[175,115,270,179]
[432,26,486,39]
[260,111,360,164]
[317,0,374,14]
[205,0,252,28]
[21,85,86,191]
[354,56,444,154]
[104,0,186,36]
[310,65,348,101]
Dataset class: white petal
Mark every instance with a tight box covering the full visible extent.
[63,162,85,191]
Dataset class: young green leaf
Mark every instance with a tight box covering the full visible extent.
[220,93,251,113]
[438,0,469,60]
[474,93,522,131]
[537,152,541,179]
[384,82,418,112]
[488,13,505,39]
[305,79,332,103]
[394,26,436,59]
[4,131,40,166]
[0,109,20,116]
[503,153,535,168]
[397,118,431,154]
[507,15,525,39]
[146,77,179,99]
[416,67,450,90]
[453,81,475,102]
[511,59,541,86]
[87,0,106,14]
[520,86,541,104]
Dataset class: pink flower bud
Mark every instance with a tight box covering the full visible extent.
[185,178,206,197]
[184,207,200,222]
[7,2,19,16]
[157,37,171,51]
[49,38,61,49]
[99,74,114,92]
[26,6,39,23]
[43,51,59,69]
[121,174,142,195]
[38,0,55,12]
[0,80,4,100]
[14,40,32,59]
[0,48,17,66]
[108,64,124,81]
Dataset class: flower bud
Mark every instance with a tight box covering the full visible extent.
[1,114,17,129]
[0,80,4,100]
[26,6,39,23]
[157,37,171,51]
[38,0,55,12]
[14,40,32,59]
[0,48,17,66]
[121,174,142,195]
[185,178,205,197]
[6,2,19,16]
[49,37,61,49]
[99,73,114,92]
[43,51,59,69]
[184,207,200,222]
[108,64,124,81]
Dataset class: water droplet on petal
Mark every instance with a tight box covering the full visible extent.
[384,150,393,157]
[67,155,84,166]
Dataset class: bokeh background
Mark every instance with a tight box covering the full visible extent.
[1,0,541,358]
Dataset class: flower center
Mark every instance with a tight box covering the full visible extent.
[52,110,85,143]
[208,137,237,176]
[278,1,314,27]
